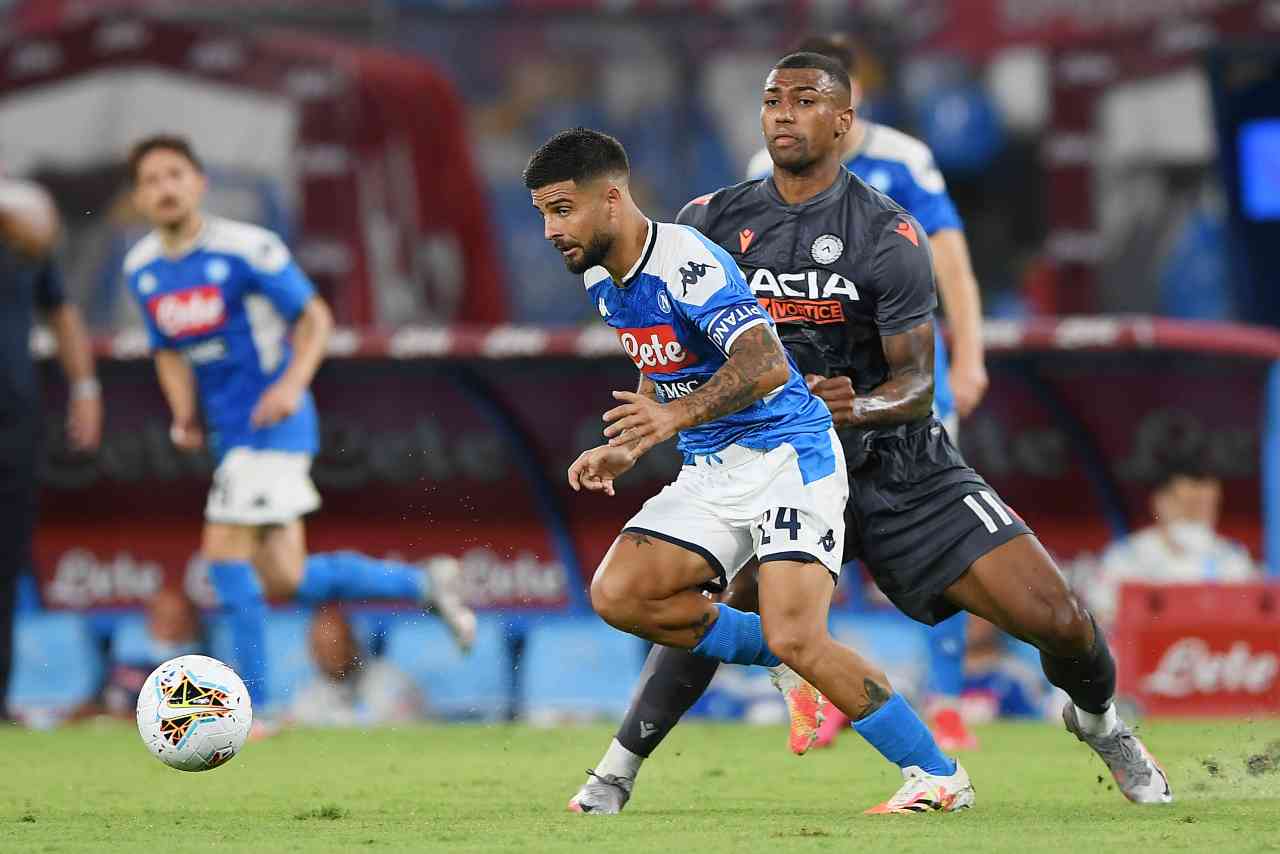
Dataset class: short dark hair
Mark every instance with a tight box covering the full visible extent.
[522,128,629,191]
[793,34,858,77]
[772,51,852,98]
[1153,455,1214,492]
[127,134,203,184]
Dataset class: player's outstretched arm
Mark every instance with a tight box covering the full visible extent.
[813,320,934,429]
[155,348,202,450]
[603,324,789,456]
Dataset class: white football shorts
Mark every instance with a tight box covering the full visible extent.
[204,447,321,526]
[623,427,848,588]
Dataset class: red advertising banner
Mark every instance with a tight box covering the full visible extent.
[1114,583,1280,716]
[31,318,1278,613]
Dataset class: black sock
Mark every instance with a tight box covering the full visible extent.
[1039,613,1116,714]
[616,644,720,757]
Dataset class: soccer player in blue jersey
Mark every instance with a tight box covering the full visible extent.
[748,35,986,749]
[526,128,973,814]
[123,136,476,719]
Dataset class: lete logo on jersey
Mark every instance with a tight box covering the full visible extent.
[618,325,700,374]
[148,285,226,338]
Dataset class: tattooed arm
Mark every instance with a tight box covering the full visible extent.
[637,374,659,402]
[808,320,934,429]
[602,323,789,456]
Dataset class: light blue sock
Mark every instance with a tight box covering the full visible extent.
[851,693,956,776]
[927,612,968,699]
[295,551,425,604]
[207,559,267,708]
[690,604,781,667]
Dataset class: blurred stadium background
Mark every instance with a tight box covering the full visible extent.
[2,0,1279,729]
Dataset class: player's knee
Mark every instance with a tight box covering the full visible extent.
[1037,592,1093,658]
[761,619,825,671]
[589,564,643,629]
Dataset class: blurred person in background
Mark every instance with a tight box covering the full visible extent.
[961,616,1057,723]
[121,135,475,726]
[1090,461,1260,630]
[0,177,102,724]
[747,33,986,752]
[288,607,423,728]
[70,588,204,721]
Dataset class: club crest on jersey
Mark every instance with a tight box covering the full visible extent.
[148,285,226,338]
[617,325,700,375]
[204,258,231,283]
[810,234,844,265]
[656,291,671,314]
[138,272,158,294]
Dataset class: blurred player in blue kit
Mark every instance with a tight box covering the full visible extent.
[122,136,475,721]
[746,33,987,751]
[526,127,974,814]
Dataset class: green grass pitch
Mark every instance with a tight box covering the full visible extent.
[2,719,1278,852]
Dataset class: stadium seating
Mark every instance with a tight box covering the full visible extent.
[519,616,645,723]
[383,613,511,720]
[10,613,103,713]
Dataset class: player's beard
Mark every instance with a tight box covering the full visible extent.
[561,229,613,275]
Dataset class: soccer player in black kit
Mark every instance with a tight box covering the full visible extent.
[568,52,1171,815]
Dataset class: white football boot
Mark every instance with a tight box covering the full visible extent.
[865,761,976,814]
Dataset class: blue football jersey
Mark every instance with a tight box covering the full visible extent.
[124,216,319,460]
[585,220,831,458]
[747,121,960,420]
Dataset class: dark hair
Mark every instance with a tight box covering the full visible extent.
[794,34,857,77]
[523,128,629,191]
[127,134,203,184]
[1153,455,1213,492]
[772,51,852,98]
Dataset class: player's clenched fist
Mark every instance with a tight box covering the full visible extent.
[169,417,204,451]
[568,444,637,497]
[805,374,856,426]
[602,390,683,456]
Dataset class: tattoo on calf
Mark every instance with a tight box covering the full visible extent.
[860,677,892,716]
[691,609,713,641]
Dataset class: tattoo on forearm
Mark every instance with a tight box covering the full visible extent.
[691,609,713,641]
[850,322,935,428]
[677,325,785,429]
[637,375,659,402]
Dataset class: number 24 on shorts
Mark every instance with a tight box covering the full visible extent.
[759,507,802,544]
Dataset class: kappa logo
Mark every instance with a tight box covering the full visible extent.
[598,297,609,317]
[677,261,714,295]
[820,529,836,552]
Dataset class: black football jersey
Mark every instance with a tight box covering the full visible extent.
[677,169,937,411]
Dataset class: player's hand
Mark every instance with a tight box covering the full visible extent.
[251,379,304,428]
[169,418,204,451]
[806,374,856,427]
[602,390,683,456]
[567,444,637,497]
[949,360,989,419]
[66,395,102,452]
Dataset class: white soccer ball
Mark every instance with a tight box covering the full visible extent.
[136,655,253,772]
